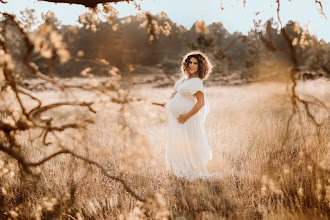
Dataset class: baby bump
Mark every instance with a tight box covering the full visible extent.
[168,94,195,118]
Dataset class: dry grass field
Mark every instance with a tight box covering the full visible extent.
[0,77,329,219]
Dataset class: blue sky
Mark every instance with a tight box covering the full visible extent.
[2,0,330,41]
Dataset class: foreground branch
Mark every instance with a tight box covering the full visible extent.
[0,143,146,202]
[37,0,133,8]
[29,147,146,202]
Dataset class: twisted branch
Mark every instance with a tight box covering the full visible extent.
[0,142,146,201]
[0,9,152,204]
[315,0,327,19]
[37,0,133,8]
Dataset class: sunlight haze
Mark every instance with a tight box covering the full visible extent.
[1,0,330,41]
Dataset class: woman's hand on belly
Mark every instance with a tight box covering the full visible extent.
[177,113,189,124]
[170,91,177,99]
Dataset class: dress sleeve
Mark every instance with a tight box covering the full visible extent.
[184,79,204,95]
[184,79,210,124]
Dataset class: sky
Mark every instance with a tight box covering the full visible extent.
[1,0,330,42]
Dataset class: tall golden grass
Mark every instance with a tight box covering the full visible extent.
[0,78,329,219]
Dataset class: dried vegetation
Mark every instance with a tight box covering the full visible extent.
[0,0,329,219]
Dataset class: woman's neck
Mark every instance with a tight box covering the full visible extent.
[187,73,198,79]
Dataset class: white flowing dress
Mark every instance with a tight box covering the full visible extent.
[166,76,213,181]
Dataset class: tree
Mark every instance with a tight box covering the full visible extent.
[0,7,155,215]
[306,40,330,75]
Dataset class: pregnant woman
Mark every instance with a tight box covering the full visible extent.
[166,51,215,181]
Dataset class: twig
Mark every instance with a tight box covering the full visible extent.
[315,0,327,19]
[29,147,146,202]
[37,0,133,8]
[0,142,146,201]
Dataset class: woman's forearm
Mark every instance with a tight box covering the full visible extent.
[177,91,205,124]
[186,101,205,118]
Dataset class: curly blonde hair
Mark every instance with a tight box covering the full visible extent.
[180,50,213,80]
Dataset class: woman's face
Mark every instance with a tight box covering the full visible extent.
[188,57,199,75]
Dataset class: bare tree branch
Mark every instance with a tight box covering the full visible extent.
[35,147,146,201]
[29,101,95,117]
[273,1,329,167]
[0,142,30,172]
[0,9,151,204]
[315,0,327,19]
[0,142,146,201]
[16,86,43,115]
[26,101,96,132]
[37,0,133,8]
